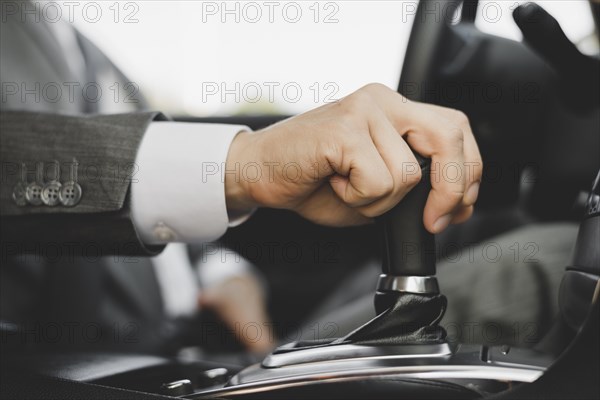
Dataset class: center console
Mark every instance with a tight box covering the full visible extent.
[180,154,559,399]
[4,165,599,399]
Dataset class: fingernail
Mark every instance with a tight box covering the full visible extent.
[464,182,480,205]
[433,214,452,233]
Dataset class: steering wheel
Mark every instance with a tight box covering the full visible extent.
[399,0,461,101]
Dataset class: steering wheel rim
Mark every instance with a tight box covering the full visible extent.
[398,0,463,100]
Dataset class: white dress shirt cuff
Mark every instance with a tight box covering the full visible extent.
[131,122,252,245]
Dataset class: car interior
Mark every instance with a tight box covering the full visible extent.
[1,0,599,399]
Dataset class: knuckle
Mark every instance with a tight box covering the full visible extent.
[361,82,388,93]
[339,94,368,119]
[364,176,394,199]
[405,167,423,188]
[345,89,371,107]
[452,110,470,128]
[396,92,410,104]
[446,190,465,206]
[361,83,405,101]
[381,178,395,197]
[442,126,465,146]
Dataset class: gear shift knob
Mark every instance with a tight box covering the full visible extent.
[380,154,436,277]
[375,153,439,314]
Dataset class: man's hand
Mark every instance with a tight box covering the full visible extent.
[199,275,276,354]
[225,83,483,233]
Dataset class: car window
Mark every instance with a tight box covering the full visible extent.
[67,0,596,116]
[69,1,413,116]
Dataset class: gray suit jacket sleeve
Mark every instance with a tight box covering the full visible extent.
[1,110,167,257]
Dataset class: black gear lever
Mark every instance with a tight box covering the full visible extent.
[338,153,447,344]
[262,152,448,352]
[375,154,439,314]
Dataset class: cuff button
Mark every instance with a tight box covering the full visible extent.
[25,183,44,206]
[42,182,62,206]
[12,183,28,207]
[59,182,82,207]
[153,222,177,242]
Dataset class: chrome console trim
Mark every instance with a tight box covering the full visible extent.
[262,343,452,368]
[377,274,440,294]
[189,365,543,399]
[188,344,551,399]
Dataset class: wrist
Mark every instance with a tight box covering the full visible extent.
[225,130,260,213]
